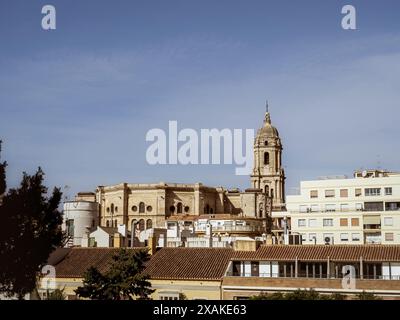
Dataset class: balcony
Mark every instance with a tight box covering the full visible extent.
[196,225,264,233]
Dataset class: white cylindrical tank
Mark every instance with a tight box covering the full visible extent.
[63,201,99,247]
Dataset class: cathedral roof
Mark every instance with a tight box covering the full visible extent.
[256,112,280,139]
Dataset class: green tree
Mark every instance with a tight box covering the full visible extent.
[0,141,63,299]
[250,292,285,300]
[250,289,347,300]
[356,291,382,300]
[75,248,154,300]
[46,288,66,300]
[0,140,6,197]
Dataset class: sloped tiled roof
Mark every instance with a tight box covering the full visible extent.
[48,248,144,278]
[144,248,234,280]
[232,245,400,262]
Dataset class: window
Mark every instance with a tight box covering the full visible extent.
[115,206,118,213]
[340,218,348,227]
[264,152,269,165]
[169,205,175,213]
[264,141,268,146]
[323,219,333,227]
[385,187,393,196]
[159,294,179,300]
[299,205,308,213]
[340,233,349,241]
[309,219,317,227]
[106,220,110,227]
[110,203,114,213]
[365,188,381,196]
[310,190,318,198]
[384,217,393,226]
[340,189,348,198]
[114,219,118,227]
[356,203,363,211]
[139,202,145,213]
[325,190,335,198]
[325,204,336,212]
[298,219,306,227]
[131,205,137,212]
[309,233,317,242]
[66,219,74,237]
[106,207,110,213]
[311,205,319,212]
[138,219,145,231]
[355,188,362,197]
[364,202,384,212]
[177,202,183,214]
[386,202,400,211]
[351,218,359,226]
[146,219,152,229]
[352,233,360,241]
[341,204,349,212]
[146,205,152,212]
[385,233,394,241]
[184,206,190,213]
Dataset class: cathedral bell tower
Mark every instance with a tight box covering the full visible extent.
[251,104,286,211]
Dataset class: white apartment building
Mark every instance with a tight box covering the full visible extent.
[287,169,400,245]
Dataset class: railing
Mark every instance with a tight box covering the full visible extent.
[225,272,400,281]
[196,225,263,232]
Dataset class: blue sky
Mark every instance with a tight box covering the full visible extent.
[0,0,399,199]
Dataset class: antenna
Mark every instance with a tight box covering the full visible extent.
[265,99,269,113]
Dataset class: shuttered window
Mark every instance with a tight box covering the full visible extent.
[325,190,335,198]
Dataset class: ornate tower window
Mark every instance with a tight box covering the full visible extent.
[139,202,145,213]
[264,152,270,165]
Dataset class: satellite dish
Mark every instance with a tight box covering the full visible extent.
[362,170,367,177]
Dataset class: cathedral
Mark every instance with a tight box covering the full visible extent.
[69,109,289,245]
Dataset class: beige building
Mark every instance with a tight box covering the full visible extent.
[40,245,400,300]
[287,169,400,245]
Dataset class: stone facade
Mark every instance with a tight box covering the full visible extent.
[72,110,287,241]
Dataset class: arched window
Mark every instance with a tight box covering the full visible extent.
[106,220,110,227]
[115,206,118,213]
[139,202,145,213]
[264,152,269,165]
[110,203,114,214]
[177,202,183,214]
[204,204,210,214]
[271,188,274,199]
[138,219,145,231]
[146,219,152,229]
[170,205,175,214]
[210,208,214,214]
[114,219,118,228]
[264,140,268,146]
[264,185,269,196]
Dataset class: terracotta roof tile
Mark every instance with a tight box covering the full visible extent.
[144,248,234,280]
[232,245,400,262]
[49,248,144,278]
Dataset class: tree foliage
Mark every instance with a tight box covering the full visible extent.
[250,289,347,300]
[0,142,63,299]
[75,248,154,300]
[46,288,66,300]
